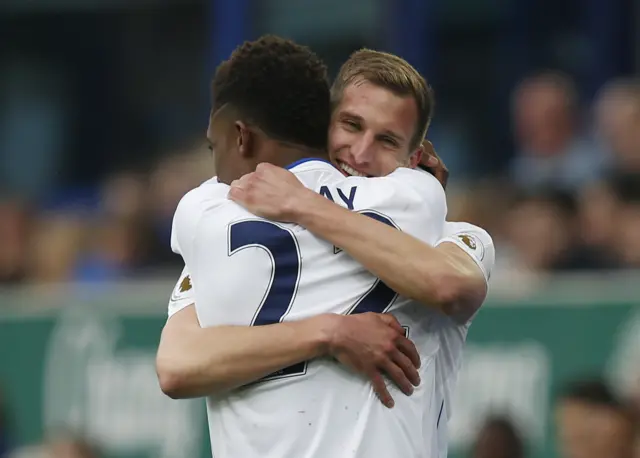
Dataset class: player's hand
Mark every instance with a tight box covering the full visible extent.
[325,312,421,408]
[229,162,309,221]
[418,140,449,190]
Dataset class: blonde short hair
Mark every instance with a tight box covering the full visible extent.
[331,49,434,150]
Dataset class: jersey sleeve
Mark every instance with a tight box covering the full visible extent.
[171,180,229,261]
[171,190,203,260]
[169,180,233,324]
[167,266,196,318]
[336,167,447,244]
[435,222,495,283]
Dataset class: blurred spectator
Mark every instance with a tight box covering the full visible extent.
[471,415,525,458]
[141,147,212,270]
[24,213,85,284]
[500,190,608,274]
[72,216,142,282]
[67,172,148,282]
[446,178,514,239]
[100,172,146,222]
[555,379,636,458]
[576,181,620,264]
[609,173,640,269]
[509,72,605,192]
[0,200,30,285]
[594,79,640,174]
[576,172,640,270]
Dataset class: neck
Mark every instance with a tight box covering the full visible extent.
[268,141,329,168]
[217,143,329,185]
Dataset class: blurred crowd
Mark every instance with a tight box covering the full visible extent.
[1,376,638,458]
[1,73,640,286]
[0,145,213,285]
[447,74,640,279]
[469,378,640,458]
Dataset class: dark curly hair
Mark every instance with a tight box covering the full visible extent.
[211,35,330,151]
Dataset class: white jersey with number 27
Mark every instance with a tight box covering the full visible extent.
[170,159,447,458]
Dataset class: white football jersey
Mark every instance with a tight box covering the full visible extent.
[431,222,495,458]
[167,266,194,317]
[170,159,448,458]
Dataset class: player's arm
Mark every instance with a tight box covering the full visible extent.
[229,164,484,324]
[158,194,335,398]
[292,178,485,323]
[157,193,420,405]
[435,222,495,319]
[157,303,334,399]
[159,190,331,398]
[161,268,324,398]
[157,303,419,405]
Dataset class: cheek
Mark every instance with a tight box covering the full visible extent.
[329,125,347,143]
[375,151,406,175]
[328,127,350,155]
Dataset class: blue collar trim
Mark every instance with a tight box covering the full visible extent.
[285,157,334,170]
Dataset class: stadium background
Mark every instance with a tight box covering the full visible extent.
[1,0,639,457]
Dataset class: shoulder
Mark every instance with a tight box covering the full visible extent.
[289,160,344,189]
[439,221,495,281]
[443,222,493,247]
[341,167,446,208]
[372,167,446,218]
[385,167,446,199]
[176,178,229,214]
[333,168,448,243]
[172,179,236,255]
[174,179,241,229]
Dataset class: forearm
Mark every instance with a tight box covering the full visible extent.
[157,309,331,398]
[294,193,480,317]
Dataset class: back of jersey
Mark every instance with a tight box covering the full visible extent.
[172,160,448,458]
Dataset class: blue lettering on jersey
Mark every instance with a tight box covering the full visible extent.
[319,186,358,210]
[230,219,307,383]
[337,186,357,209]
[319,186,335,202]
[235,210,400,387]
[346,211,398,315]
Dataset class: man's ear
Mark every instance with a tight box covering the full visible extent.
[408,144,424,169]
[235,121,254,157]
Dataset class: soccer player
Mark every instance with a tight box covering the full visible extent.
[232,166,492,458]
[163,36,447,458]
[230,51,495,458]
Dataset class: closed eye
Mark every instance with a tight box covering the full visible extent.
[342,119,360,131]
[380,136,399,147]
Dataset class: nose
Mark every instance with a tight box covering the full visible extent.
[348,131,375,167]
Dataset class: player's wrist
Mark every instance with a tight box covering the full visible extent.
[288,188,333,228]
[304,313,342,357]
[284,186,322,223]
